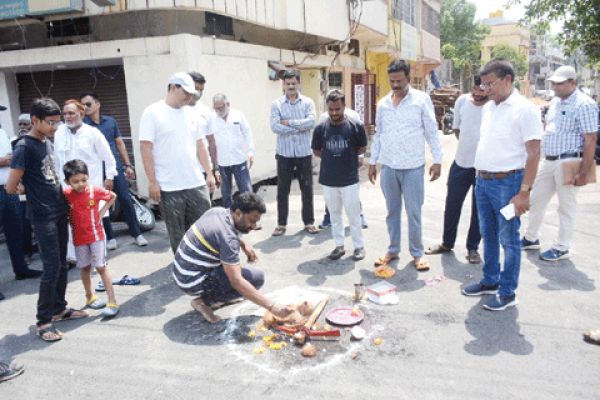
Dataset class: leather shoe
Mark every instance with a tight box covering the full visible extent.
[15,270,43,280]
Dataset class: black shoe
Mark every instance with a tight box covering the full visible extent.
[15,270,43,280]
[0,292,5,301]
[328,246,345,260]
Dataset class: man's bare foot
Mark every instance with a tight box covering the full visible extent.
[191,298,221,323]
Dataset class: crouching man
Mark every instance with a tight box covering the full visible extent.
[172,192,291,323]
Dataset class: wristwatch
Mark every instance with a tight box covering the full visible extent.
[520,184,531,192]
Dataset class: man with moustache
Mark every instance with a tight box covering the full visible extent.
[368,59,443,272]
[426,75,488,264]
[521,66,599,261]
[270,69,318,236]
[140,73,215,253]
[312,90,368,260]
[461,60,542,311]
[171,192,292,324]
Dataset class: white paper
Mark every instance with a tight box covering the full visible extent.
[500,203,515,220]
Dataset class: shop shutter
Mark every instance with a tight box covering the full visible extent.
[16,65,134,161]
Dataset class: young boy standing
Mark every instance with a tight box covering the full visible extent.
[7,98,88,342]
[62,159,119,317]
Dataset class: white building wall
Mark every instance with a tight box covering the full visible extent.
[0,72,20,138]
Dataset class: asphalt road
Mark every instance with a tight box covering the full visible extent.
[1,135,599,399]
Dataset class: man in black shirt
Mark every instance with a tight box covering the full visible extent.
[7,98,88,342]
[312,90,368,260]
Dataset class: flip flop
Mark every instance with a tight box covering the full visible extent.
[304,225,320,234]
[114,275,141,286]
[374,254,399,266]
[414,259,431,272]
[52,308,89,322]
[0,362,25,382]
[36,325,63,342]
[271,226,286,236]
[583,330,600,345]
[425,244,452,255]
[101,304,120,318]
[84,295,106,310]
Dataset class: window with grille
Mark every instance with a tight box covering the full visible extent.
[422,2,440,37]
[328,72,343,88]
[204,12,234,36]
[392,0,418,28]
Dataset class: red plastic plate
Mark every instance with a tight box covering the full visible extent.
[325,307,364,326]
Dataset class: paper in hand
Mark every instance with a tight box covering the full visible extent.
[500,203,516,220]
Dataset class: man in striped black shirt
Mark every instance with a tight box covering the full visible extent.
[172,192,292,323]
[521,66,599,261]
[270,69,318,236]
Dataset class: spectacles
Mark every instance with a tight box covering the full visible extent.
[84,102,93,108]
[43,119,62,127]
[479,77,502,90]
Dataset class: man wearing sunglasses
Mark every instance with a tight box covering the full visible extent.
[81,92,148,249]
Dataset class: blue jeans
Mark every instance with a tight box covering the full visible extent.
[476,170,524,297]
[103,169,142,240]
[380,165,425,257]
[33,214,69,325]
[219,162,252,209]
[0,186,28,275]
[443,162,480,251]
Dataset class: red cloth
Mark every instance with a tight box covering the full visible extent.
[64,186,112,246]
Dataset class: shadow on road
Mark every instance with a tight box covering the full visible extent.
[525,252,595,292]
[297,257,355,286]
[464,297,534,356]
[163,312,260,346]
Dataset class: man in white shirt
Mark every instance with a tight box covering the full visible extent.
[368,59,443,272]
[139,73,215,253]
[461,60,542,311]
[1,107,42,283]
[187,71,220,188]
[54,99,118,264]
[426,75,488,264]
[209,93,254,209]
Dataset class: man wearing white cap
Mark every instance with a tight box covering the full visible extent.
[521,66,599,261]
[139,72,216,252]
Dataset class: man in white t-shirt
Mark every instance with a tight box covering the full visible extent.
[426,75,488,264]
[187,71,220,188]
[461,60,542,311]
[208,93,255,209]
[139,72,216,253]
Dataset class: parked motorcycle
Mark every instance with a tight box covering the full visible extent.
[109,187,156,232]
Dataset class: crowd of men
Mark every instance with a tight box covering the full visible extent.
[0,57,599,363]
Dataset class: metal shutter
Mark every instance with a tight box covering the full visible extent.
[16,66,134,161]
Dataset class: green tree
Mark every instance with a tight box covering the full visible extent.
[490,43,529,78]
[510,0,600,64]
[440,0,490,88]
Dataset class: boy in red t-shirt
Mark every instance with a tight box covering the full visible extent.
[63,159,119,317]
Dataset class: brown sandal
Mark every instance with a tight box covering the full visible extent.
[271,226,286,236]
[37,324,62,342]
[414,258,431,271]
[52,308,89,322]
[374,254,399,266]
[304,225,320,234]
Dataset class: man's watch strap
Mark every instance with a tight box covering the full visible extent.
[520,184,531,192]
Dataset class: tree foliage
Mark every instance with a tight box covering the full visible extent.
[491,43,529,78]
[510,0,600,65]
[440,0,490,76]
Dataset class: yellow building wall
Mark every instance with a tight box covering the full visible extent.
[300,69,324,114]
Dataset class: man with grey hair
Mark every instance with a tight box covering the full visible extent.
[208,93,254,209]
[521,65,599,261]
[17,114,31,137]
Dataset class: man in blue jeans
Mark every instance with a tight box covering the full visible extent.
[461,60,542,311]
[81,92,148,249]
[1,105,42,282]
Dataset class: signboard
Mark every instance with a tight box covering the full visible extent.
[0,0,83,20]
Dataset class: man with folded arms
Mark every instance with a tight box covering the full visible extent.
[461,60,542,311]
[521,66,598,261]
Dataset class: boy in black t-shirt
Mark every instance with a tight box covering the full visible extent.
[312,90,368,261]
[7,98,88,342]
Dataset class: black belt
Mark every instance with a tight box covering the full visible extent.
[477,169,521,180]
[545,151,582,161]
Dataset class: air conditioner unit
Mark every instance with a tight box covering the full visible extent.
[90,0,117,6]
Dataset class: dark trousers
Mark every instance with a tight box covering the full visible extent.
[103,169,142,240]
[276,155,314,226]
[0,186,28,275]
[160,186,211,253]
[19,201,35,256]
[33,214,69,325]
[219,162,252,209]
[196,266,264,306]
[443,162,481,251]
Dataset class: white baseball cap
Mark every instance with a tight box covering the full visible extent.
[547,66,577,83]
[168,72,198,95]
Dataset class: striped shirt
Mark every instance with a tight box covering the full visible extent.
[171,207,240,294]
[270,94,316,157]
[370,88,443,169]
[542,90,599,156]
